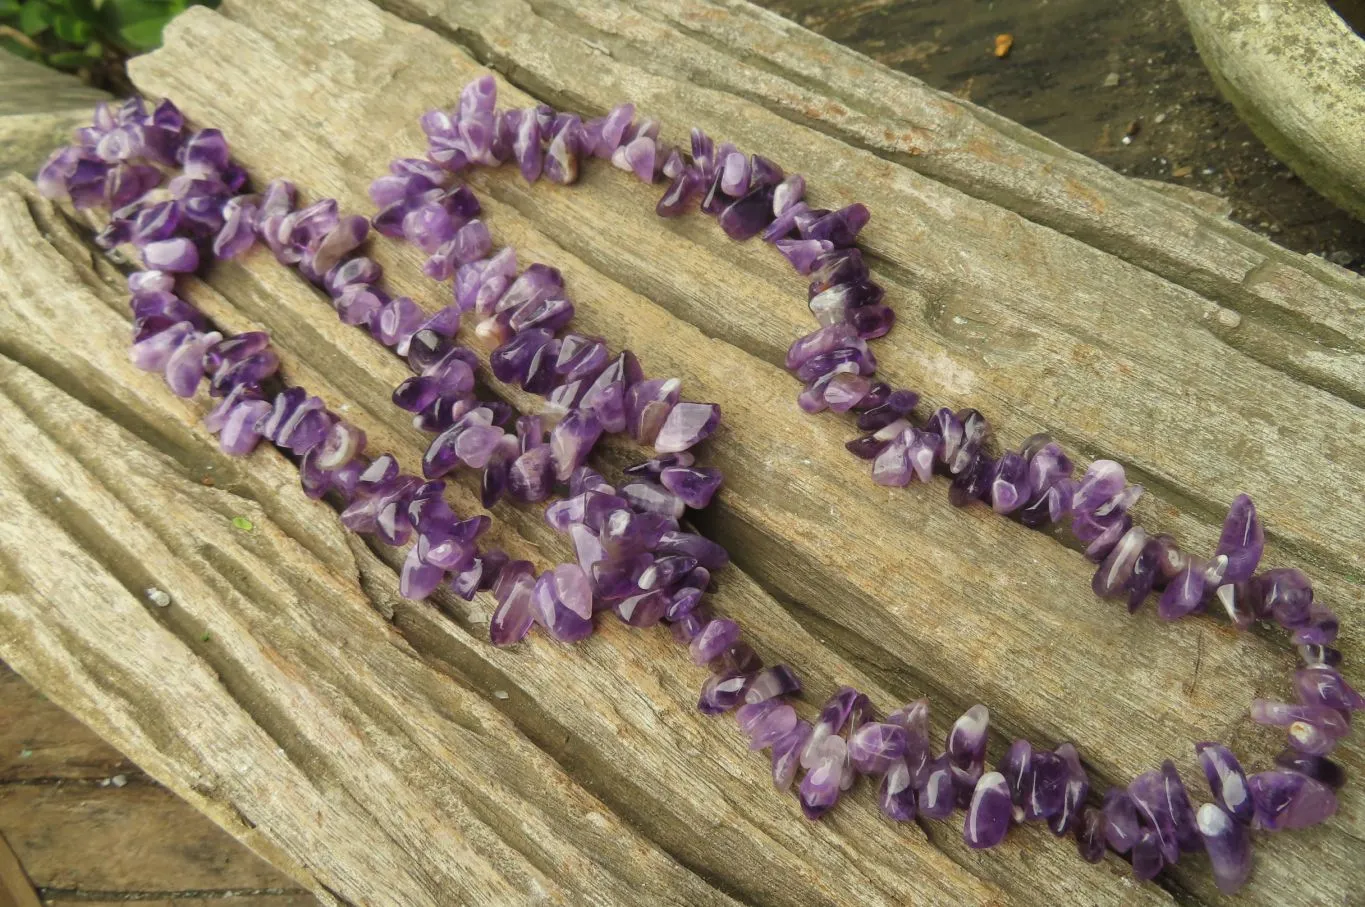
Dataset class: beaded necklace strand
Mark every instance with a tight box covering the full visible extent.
[34,83,1359,895]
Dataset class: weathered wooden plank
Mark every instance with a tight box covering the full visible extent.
[0,174,1079,906]
[0,0,1358,904]
[117,1,1364,902]
[0,666,134,782]
[0,180,760,907]
[0,52,110,177]
[630,0,1365,337]
[230,0,1365,609]
[1177,0,1365,220]
[374,0,1365,390]
[0,168,1164,907]
[0,52,110,118]
[0,785,299,893]
[0,177,1092,907]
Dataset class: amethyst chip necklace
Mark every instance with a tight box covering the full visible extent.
[35,80,1360,896]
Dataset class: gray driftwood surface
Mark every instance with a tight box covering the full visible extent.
[1178,0,1365,222]
[0,0,1362,904]
[0,51,110,176]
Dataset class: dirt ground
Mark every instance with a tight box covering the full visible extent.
[756,0,1365,272]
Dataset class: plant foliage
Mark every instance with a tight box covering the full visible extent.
[1,0,217,74]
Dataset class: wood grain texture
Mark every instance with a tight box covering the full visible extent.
[0,0,1361,903]
[0,52,110,177]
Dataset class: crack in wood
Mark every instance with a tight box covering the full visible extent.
[36,887,310,900]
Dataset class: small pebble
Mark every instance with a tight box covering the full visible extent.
[145,587,171,608]
[111,773,127,788]
[1103,72,1120,87]
[493,690,510,700]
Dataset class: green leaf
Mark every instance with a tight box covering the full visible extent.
[97,0,172,49]
[117,15,164,47]
[0,0,22,18]
[230,515,254,532]
[51,11,92,42]
[46,48,93,67]
[66,0,98,20]
[106,0,179,16]
[18,1,55,35]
